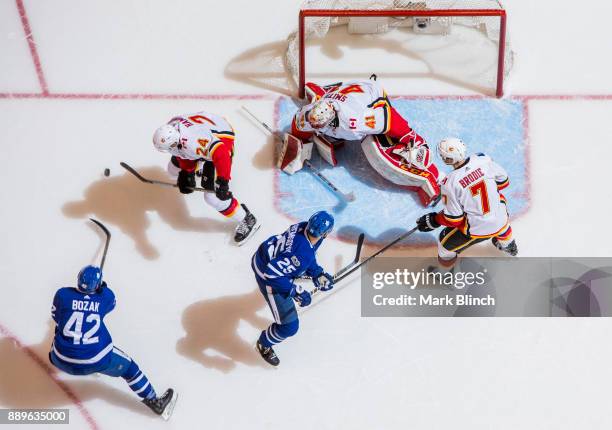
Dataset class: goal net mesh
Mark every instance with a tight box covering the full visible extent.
[286,0,513,95]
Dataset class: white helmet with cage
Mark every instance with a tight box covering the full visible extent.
[307,100,336,129]
[437,137,467,165]
[152,124,180,152]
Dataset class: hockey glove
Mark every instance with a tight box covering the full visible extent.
[416,212,441,232]
[177,170,196,194]
[313,272,334,292]
[291,286,312,307]
[215,177,232,201]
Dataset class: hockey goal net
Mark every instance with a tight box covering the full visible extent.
[286,0,513,98]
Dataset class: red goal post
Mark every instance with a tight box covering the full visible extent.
[294,5,509,98]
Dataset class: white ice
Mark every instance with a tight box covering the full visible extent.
[1,1,612,429]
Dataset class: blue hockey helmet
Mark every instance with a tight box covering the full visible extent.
[77,265,102,293]
[306,211,334,238]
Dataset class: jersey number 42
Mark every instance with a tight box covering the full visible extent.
[63,311,100,345]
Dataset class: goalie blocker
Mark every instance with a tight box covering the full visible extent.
[279,133,440,206]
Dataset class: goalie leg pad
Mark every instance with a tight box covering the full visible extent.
[361,135,440,206]
[277,134,313,175]
[312,134,338,167]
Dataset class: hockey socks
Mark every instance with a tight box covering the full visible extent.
[124,361,156,400]
[258,321,299,348]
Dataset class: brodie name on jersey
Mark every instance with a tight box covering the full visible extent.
[71,299,100,312]
[458,168,485,188]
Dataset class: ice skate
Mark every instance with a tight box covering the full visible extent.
[256,339,280,367]
[492,237,518,256]
[234,204,260,245]
[143,388,178,421]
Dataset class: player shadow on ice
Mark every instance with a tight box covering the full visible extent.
[177,290,271,373]
[250,133,279,172]
[0,322,151,417]
[225,40,297,96]
[225,25,494,97]
[61,166,235,260]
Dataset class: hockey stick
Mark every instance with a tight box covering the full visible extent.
[298,227,417,313]
[89,218,111,270]
[241,106,356,202]
[333,232,365,280]
[120,162,208,192]
[296,232,364,310]
[334,226,418,283]
[299,232,365,282]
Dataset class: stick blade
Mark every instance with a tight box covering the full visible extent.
[344,192,357,202]
[120,161,150,183]
[354,233,365,264]
[89,218,110,237]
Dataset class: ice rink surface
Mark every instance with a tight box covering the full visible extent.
[1,1,612,429]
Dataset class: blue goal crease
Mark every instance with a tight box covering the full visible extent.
[274,97,529,246]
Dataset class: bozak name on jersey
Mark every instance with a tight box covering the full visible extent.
[51,286,116,365]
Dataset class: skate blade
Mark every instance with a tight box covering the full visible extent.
[161,391,179,421]
[235,222,261,247]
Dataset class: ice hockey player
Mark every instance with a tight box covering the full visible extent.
[416,137,518,267]
[252,211,335,366]
[279,79,441,206]
[152,110,260,245]
[49,266,178,420]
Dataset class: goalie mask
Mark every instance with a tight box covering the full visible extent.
[307,100,336,129]
[437,137,466,165]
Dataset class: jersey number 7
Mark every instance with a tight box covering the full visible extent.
[469,180,491,215]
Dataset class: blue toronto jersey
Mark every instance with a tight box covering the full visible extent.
[51,285,116,365]
[253,222,324,294]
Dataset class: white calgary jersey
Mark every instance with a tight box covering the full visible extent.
[167,111,235,161]
[295,80,391,141]
[440,154,510,237]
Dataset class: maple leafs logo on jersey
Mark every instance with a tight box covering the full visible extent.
[365,115,376,129]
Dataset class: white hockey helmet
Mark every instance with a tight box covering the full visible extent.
[152,124,180,152]
[437,137,467,165]
[307,100,336,129]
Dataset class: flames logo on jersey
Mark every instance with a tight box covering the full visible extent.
[365,115,376,129]
[196,138,210,157]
